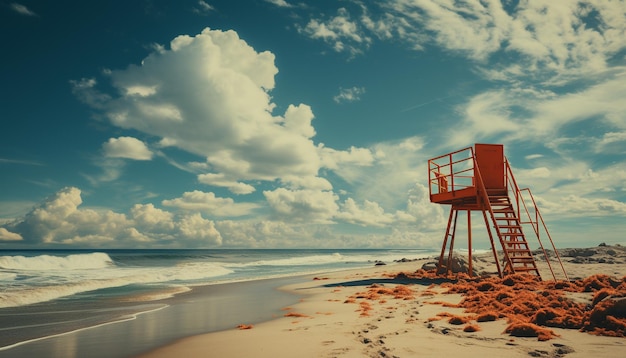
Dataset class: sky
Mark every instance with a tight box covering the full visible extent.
[1,0,625,250]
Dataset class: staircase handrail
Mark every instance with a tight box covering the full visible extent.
[519,187,569,281]
[504,160,568,281]
[504,159,552,278]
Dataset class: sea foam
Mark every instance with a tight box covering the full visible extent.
[0,252,113,270]
[0,249,435,308]
[0,253,233,308]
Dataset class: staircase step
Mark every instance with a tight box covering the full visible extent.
[495,217,520,221]
[486,189,508,195]
[504,244,529,249]
[485,191,541,277]
[506,249,532,253]
[503,241,529,246]
[492,209,514,213]
[511,266,540,272]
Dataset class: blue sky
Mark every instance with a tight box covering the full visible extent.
[1,0,625,249]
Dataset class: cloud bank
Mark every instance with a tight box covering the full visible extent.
[0,186,442,248]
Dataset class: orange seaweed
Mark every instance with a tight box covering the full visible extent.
[476,312,499,322]
[316,311,333,316]
[582,298,626,337]
[592,288,616,306]
[448,315,471,325]
[435,312,454,317]
[463,324,481,332]
[358,301,373,316]
[284,312,309,318]
[333,268,626,339]
[505,322,558,341]
[578,274,617,292]
[389,269,626,339]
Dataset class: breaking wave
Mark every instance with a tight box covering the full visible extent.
[0,253,113,270]
[0,253,233,308]
[0,249,435,308]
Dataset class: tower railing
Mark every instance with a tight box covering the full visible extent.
[428,146,475,196]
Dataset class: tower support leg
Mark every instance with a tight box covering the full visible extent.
[481,209,503,277]
[437,208,458,276]
[468,210,472,277]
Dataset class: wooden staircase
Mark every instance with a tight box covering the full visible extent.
[486,194,540,276]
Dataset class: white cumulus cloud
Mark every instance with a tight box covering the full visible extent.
[103,137,153,160]
[264,188,339,223]
[162,190,259,217]
[1,188,223,248]
[333,86,366,103]
[10,3,37,16]
[0,227,22,241]
[299,8,372,56]
[73,28,371,193]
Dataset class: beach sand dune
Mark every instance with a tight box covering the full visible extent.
[139,245,625,358]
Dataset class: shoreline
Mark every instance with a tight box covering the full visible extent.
[139,246,626,358]
[0,250,426,357]
[0,276,307,358]
[0,304,169,352]
[0,248,437,309]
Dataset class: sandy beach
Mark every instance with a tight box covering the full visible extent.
[139,245,625,358]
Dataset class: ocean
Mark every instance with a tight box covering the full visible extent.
[0,248,436,357]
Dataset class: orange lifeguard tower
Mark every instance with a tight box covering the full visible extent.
[428,144,568,280]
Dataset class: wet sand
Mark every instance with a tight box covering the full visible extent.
[0,277,303,358]
[139,245,626,358]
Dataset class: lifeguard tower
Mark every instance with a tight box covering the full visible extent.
[428,144,568,280]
